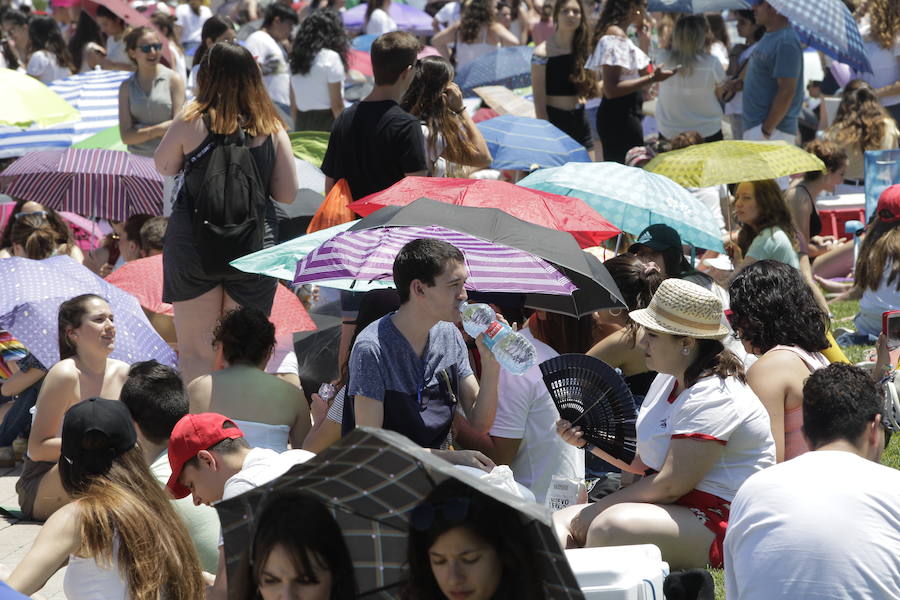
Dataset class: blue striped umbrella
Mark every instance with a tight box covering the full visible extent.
[519,162,724,251]
[0,70,131,159]
[455,46,533,94]
[477,115,591,170]
[648,0,749,12]
[768,0,872,73]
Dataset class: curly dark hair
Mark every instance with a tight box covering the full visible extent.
[28,15,75,73]
[729,260,829,354]
[212,306,276,366]
[289,8,348,75]
[459,0,494,44]
[552,0,597,99]
[802,363,882,449]
[591,0,641,50]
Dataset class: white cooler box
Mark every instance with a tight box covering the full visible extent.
[565,544,669,600]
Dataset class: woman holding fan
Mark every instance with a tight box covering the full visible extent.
[553,279,775,569]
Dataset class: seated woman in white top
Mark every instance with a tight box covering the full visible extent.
[187,306,311,451]
[91,5,134,71]
[655,15,726,142]
[26,16,75,84]
[289,9,347,132]
[431,0,519,70]
[554,279,775,570]
[4,398,205,599]
[364,0,397,35]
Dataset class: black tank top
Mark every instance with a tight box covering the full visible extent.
[546,54,578,96]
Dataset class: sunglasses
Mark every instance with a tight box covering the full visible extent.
[410,497,471,532]
[14,211,47,221]
[138,43,163,53]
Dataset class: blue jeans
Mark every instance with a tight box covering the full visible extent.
[0,385,38,447]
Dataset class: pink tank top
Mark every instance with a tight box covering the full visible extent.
[770,345,829,460]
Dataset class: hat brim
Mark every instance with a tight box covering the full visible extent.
[629,308,729,340]
[166,466,191,500]
[629,240,671,253]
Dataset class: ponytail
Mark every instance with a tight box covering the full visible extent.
[683,338,745,388]
[10,213,57,260]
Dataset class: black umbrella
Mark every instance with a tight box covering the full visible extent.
[274,188,325,243]
[216,428,585,600]
[348,197,625,316]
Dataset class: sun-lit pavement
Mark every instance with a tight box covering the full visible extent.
[0,464,65,598]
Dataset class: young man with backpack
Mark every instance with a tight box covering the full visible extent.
[321,31,429,200]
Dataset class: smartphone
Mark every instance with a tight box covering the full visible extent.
[883,310,900,349]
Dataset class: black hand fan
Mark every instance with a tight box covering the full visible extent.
[540,353,638,463]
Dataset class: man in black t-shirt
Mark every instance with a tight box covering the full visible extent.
[321,32,428,199]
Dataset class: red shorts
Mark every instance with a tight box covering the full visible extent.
[674,489,730,568]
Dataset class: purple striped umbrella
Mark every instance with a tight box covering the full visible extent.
[0,148,163,220]
[294,225,578,295]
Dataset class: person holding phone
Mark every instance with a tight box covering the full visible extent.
[654,15,727,143]
[586,0,675,163]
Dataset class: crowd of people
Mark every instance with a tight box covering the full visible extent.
[1,0,900,598]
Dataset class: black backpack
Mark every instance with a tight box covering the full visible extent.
[186,124,267,276]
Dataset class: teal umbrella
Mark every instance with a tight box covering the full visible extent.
[519,162,724,251]
[229,220,393,291]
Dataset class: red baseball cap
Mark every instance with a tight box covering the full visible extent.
[877,184,900,223]
[167,413,244,499]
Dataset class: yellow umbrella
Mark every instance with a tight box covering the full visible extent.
[644,140,825,188]
[1,68,80,128]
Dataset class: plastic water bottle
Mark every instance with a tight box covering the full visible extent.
[458,302,538,375]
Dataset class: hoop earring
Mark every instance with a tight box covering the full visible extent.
[681,347,690,355]
[608,308,623,317]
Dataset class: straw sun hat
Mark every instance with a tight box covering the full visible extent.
[629,278,729,339]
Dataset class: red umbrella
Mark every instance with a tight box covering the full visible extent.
[347,49,373,77]
[106,254,316,338]
[472,107,500,123]
[349,177,621,248]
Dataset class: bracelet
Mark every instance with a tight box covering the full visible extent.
[581,442,596,453]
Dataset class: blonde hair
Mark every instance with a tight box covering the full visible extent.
[183,41,283,137]
[62,445,205,600]
[668,15,708,75]
[867,0,900,50]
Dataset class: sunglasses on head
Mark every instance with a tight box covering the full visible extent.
[14,211,47,221]
[410,497,471,532]
[139,43,163,53]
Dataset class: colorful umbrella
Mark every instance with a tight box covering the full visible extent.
[295,224,580,295]
[0,255,177,368]
[82,0,175,65]
[342,2,433,34]
[231,221,394,291]
[0,148,163,221]
[289,131,330,167]
[455,46,533,94]
[106,254,316,337]
[767,0,872,73]
[1,68,80,129]
[72,125,127,152]
[347,49,373,77]
[216,428,584,599]
[339,198,626,316]
[349,176,620,248]
[350,33,379,52]
[643,140,825,187]
[648,0,749,11]
[0,70,131,159]
[477,115,591,170]
[519,162,724,251]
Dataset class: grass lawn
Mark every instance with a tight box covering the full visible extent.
[708,299,899,599]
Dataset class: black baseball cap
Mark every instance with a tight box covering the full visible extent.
[629,224,683,253]
[61,398,137,474]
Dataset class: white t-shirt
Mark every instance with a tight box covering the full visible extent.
[655,51,726,138]
[435,1,460,27]
[26,50,71,84]
[365,8,397,35]
[175,3,212,45]
[856,263,900,337]
[290,48,345,112]
[636,374,775,501]
[245,29,291,106]
[725,451,900,600]
[488,328,584,505]
[860,15,900,108]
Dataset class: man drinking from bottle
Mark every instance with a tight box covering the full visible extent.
[342,238,499,470]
